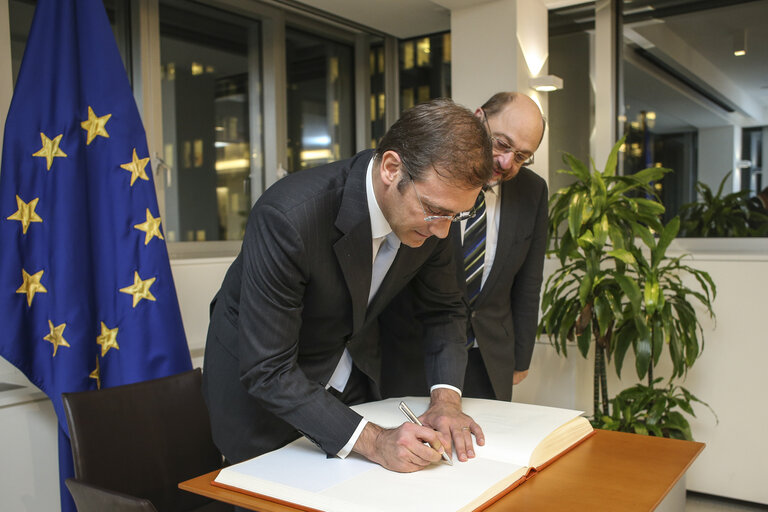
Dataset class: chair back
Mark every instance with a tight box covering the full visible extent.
[62,368,224,512]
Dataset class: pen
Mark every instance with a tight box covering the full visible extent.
[398,400,453,466]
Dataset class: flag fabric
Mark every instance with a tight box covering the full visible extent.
[0,1,192,511]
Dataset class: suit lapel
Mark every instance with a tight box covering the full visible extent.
[333,152,374,335]
[481,179,518,299]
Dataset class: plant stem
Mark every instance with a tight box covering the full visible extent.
[593,345,600,420]
[600,349,609,416]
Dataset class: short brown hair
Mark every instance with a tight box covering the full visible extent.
[375,98,492,190]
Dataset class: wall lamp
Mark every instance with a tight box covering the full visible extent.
[530,75,564,92]
[734,30,747,57]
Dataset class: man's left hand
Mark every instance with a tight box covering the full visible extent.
[513,370,529,385]
[419,388,485,462]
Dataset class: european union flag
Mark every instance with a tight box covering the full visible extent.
[0,1,192,510]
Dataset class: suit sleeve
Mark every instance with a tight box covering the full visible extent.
[409,237,468,390]
[510,180,549,371]
[237,203,363,456]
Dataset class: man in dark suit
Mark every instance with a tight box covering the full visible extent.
[381,92,548,401]
[202,99,492,473]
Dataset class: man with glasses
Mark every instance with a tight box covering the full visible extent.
[203,99,492,474]
[381,92,548,401]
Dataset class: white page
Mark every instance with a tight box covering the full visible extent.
[216,397,585,512]
[354,397,584,466]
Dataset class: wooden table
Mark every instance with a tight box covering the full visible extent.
[179,430,704,511]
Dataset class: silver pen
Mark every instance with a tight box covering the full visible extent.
[398,400,453,465]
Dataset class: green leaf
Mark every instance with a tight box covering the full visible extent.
[603,137,624,178]
[653,217,680,267]
[568,192,585,240]
[594,295,612,338]
[644,277,660,316]
[562,152,590,182]
[576,324,591,358]
[634,318,652,379]
[615,273,641,314]
[608,249,636,266]
[578,274,594,307]
[613,322,636,378]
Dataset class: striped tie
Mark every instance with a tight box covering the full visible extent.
[463,191,486,307]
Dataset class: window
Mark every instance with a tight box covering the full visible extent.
[369,39,386,148]
[285,28,354,172]
[399,32,451,112]
[159,3,261,242]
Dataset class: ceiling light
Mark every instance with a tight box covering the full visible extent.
[530,75,564,92]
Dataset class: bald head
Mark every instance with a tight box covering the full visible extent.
[477,92,545,184]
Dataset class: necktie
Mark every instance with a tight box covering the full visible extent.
[463,192,486,348]
[369,231,400,305]
[463,191,486,305]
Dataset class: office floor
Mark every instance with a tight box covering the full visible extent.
[687,492,768,511]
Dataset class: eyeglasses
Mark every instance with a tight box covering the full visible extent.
[407,173,477,223]
[482,108,535,166]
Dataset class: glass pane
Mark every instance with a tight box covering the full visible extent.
[398,32,451,113]
[548,3,594,193]
[369,39,386,148]
[159,3,260,242]
[619,0,768,237]
[10,0,130,86]
[285,28,354,172]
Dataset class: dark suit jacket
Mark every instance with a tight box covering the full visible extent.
[202,149,467,463]
[380,167,548,401]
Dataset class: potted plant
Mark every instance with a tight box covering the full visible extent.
[678,171,768,237]
[538,138,716,440]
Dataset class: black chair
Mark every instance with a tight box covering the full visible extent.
[62,368,230,512]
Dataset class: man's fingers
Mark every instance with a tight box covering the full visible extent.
[470,420,485,446]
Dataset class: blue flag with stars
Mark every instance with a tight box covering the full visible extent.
[0,1,192,510]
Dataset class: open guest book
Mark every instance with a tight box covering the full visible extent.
[213,397,594,512]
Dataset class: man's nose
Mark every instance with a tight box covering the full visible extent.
[496,151,515,171]
[427,219,452,239]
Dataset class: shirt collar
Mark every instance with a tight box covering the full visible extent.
[366,156,393,240]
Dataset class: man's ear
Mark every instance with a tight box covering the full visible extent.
[378,150,403,186]
[474,107,484,120]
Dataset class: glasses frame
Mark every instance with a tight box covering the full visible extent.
[481,108,535,166]
[406,172,477,223]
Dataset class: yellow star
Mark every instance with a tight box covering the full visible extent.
[119,271,157,308]
[96,321,119,357]
[80,106,111,145]
[16,269,47,307]
[133,209,165,245]
[43,320,70,357]
[89,357,101,389]
[120,148,150,186]
[32,132,67,170]
[7,195,43,234]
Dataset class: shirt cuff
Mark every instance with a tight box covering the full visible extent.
[336,418,368,459]
[430,384,462,397]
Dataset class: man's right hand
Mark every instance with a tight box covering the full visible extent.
[352,422,446,472]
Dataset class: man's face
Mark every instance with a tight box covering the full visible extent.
[380,155,480,248]
[478,101,543,186]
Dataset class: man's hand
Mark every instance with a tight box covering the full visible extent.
[419,388,485,462]
[513,370,529,385]
[352,422,446,472]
